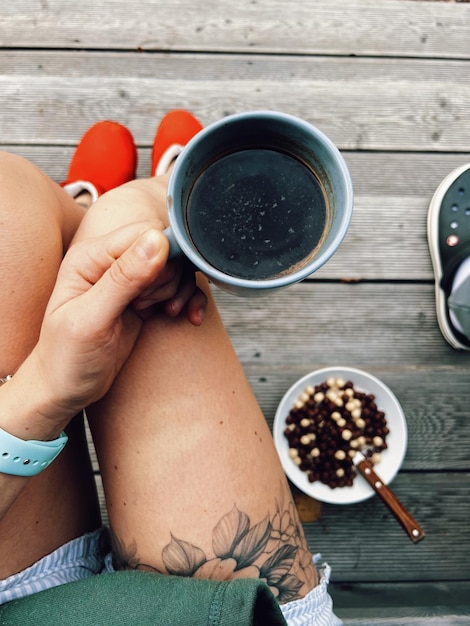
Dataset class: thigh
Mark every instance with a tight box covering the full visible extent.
[72,172,318,602]
[89,278,318,602]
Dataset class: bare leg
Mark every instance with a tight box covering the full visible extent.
[81,176,319,603]
[0,153,101,578]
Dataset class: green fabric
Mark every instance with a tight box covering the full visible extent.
[0,570,287,626]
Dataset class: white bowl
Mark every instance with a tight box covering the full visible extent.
[273,366,408,504]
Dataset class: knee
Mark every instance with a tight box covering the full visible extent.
[0,150,86,246]
[0,153,66,368]
[0,150,44,189]
[0,150,63,247]
[76,176,170,241]
[0,151,57,211]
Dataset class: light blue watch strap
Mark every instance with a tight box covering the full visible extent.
[0,428,68,476]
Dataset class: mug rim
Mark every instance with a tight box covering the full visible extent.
[167,110,354,290]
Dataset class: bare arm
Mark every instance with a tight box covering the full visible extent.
[0,223,169,520]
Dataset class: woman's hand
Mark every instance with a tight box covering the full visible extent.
[23,221,206,428]
[132,255,207,326]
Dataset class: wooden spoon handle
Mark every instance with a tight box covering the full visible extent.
[356,456,426,543]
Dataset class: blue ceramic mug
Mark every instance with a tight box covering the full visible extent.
[164,111,353,297]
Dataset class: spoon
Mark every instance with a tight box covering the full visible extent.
[353,451,425,543]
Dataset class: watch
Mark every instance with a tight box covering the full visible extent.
[0,428,68,477]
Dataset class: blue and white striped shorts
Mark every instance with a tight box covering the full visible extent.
[0,528,342,625]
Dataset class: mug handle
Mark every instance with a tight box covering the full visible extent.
[162,226,183,260]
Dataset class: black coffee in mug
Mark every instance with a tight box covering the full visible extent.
[186,148,328,280]
[165,111,353,297]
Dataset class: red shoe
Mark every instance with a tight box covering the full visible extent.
[151,110,203,177]
[62,121,137,202]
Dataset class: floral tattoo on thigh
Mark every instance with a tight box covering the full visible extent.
[112,500,317,603]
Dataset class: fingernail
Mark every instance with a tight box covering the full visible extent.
[136,229,161,260]
[193,306,205,326]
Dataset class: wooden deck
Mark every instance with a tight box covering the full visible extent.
[1,1,469,623]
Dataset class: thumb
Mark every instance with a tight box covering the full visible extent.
[84,227,169,322]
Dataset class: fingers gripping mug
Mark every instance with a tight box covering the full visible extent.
[164,111,353,297]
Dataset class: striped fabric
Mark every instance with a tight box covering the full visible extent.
[0,528,108,605]
[1,531,342,625]
[280,557,343,626]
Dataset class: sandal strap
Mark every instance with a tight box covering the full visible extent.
[448,276,470,338]
[155,144,183,177]
[62,180,99,204]
[439,241,470,295]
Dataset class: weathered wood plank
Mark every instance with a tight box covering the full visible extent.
[5,146,470,200]
[85,282,470,471]
[1,153,442,280]
[317,195,433,281]
[248,367,470,471]
[213,282,470,368]
[86,360,470,471]
[94,472,470,580]
[1,0,469,59]
[308,472,470,582]
[341,611,470,624]
[86,365,470,472]
[0,51,469,152]
[2,149,461,281]
[331,580,470,610]
[7,145,470,281]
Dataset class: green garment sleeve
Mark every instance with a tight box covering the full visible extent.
[0,570,288,626]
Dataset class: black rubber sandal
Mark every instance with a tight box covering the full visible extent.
[427,164,470,350]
